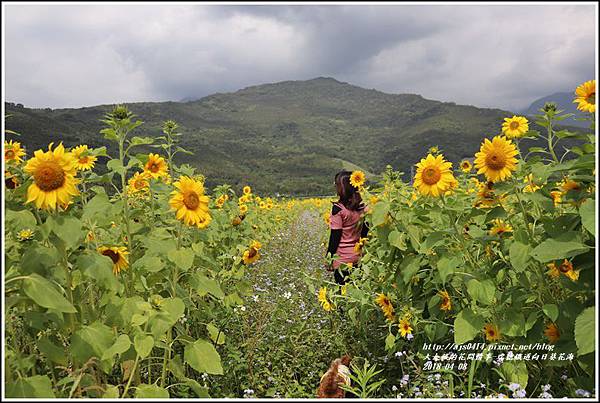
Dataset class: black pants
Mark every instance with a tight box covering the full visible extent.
[334,269,349,285]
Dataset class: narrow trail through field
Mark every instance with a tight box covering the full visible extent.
[229,209,350,397]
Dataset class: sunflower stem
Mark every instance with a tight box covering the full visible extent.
[32,208,43,226]
[121,354,140,398]
[546,118,559,163]
[118,132,135,297]
[511,176,535,241]
[80,171,88,205]
[159,328,172,388]
[176,221,184,250]
[63,257,76,332]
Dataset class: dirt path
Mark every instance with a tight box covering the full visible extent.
[230,209,351,397]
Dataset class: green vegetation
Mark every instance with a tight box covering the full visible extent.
[4,77,582,195]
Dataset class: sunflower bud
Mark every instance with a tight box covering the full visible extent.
[162,119,178,133]
[150,295,164,309]
[112,105,130,120]
[543,102,557,113]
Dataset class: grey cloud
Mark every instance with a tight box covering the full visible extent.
[4,4,597,111]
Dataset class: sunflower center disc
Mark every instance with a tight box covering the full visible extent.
[102,249,120,264]
[6,150,15,159]
[248,247,257,258]
[34,162,66,191]
[559,262,572,273]
[509,121,520,130]
[149,163,159,173]
[586,92,595,104]
[183,192,200,209]
[134,179,146,189]
[5,176,18,189]
[485,152,506,171]
[79,156,89,164]
[422,167,441,185]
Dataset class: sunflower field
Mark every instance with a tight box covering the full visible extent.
[2,80,597,399]
[317,80,597,398]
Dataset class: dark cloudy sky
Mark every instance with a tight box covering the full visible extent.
[4,3,597,111]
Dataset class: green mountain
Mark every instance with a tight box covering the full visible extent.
[4,77,581,195]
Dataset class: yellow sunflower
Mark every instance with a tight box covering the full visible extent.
[438,290,452,311]
[398,318,413,338]
[546,262,561,278]
[573,79,595,113]
[71,145,97,171]
[242,240,262,265]
[559,178,581,193]
[483,323,500,342]
[350,171,366,188]
[375,293,395,322]
[17,229,34,241]
[318,287,332,312]
[523,174,540,193]
[475,182,505,208]
[474,136,518,183]
[5,170,19,189]
[215,194,227,208]
[501,116,529,139]
[544,323,560,344]
[143,153,168,179]
[428,146,439,155]
[4,140,26,164]
[243,185,252,195]
[558,259,579,281]
[127,171,150,194]
[550,190,562,206]
[85,230,95,243]
[489,219,513,236]
[460,160,473,173]
[24,143,80,210]
[444,176,459,195]
[98,246,129,275]
[413,153,455,197]
[169,176,211,228]
[239,204,249,215]
[354,237,368,253]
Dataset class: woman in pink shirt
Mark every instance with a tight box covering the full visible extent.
[326,171,369,285]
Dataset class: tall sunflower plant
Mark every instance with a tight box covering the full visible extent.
[333,81,595,395]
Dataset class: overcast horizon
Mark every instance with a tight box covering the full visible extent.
[4,3,597,111]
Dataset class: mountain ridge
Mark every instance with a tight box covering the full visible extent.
[5,77,581,195]
[520,91,588,128]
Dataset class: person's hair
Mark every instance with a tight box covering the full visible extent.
[334,171,363,211]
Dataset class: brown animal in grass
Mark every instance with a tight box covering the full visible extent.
[317,355,352,398]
